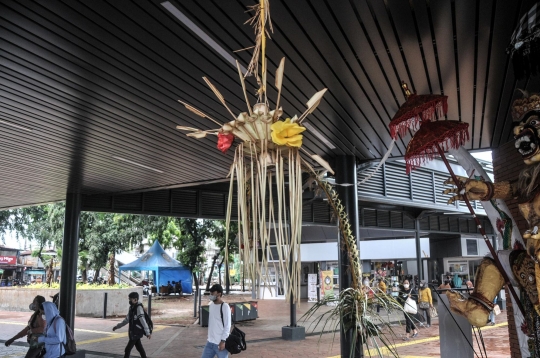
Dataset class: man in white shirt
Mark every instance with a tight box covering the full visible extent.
[201,284,231,358]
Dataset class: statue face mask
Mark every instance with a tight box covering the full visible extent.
[513,110,540,165]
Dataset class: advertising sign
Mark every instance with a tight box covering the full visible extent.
[321,270,334,298]
[0,256,16,265]
[308,274,318,302]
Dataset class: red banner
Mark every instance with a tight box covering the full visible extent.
[0,256,16,265]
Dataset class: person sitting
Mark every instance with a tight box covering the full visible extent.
[175,281,182,295]
[438,280,452,291]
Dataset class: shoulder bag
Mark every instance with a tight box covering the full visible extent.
[221,303,246,355]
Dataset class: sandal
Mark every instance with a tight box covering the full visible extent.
[403,337,409,341]
[412,332,418,338]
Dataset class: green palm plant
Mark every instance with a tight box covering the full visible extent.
[301,174,408,358]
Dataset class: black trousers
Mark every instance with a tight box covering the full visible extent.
[124,338,147,358]
[404,312,416,333]
[419,307,431,325]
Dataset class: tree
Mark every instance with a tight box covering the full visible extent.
[175,219,213,297]
[213,221,238,293]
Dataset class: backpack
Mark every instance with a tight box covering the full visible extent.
[131,303,153,336]
[51,316,76,355]
[220,303,246,355]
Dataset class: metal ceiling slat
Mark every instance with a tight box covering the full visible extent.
[0,74,229,177]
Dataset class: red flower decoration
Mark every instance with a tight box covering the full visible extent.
[217,132,234,153]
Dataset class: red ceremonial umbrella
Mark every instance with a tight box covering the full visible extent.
[390,89,525,316]
[389,82,448,139]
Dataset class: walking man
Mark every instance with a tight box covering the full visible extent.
[113,292,151,358]
[201,284,231,358]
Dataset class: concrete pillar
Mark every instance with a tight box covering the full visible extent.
[59,193,81,329]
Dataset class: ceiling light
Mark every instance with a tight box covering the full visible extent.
[112,156,163,173]
[303,122,336,149]
[0,119,32,132]
[161,1,247,74]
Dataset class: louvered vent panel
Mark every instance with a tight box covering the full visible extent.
[302,202,313,222]
[390,211,403,228]
[313,201,332,223]
[364,209,377,227]
[439,216,450,231]
[460,219,469,232]
[403,214,416,229]
[449,217,459,232]
[201,192,225,217]
[144,190,170,213]
[477,201,484,211]
[434,172,453,205]
[419,217,429,230]
[429,216,439,231]
[411,170,434,202]
[171,190,197,215]
[358,166,384,197]
[469,220,478,233]
[376,210,390,227]
[483,219,493,234]
[82,194,112,210]
[385,165,411,200]
[114,194,143,211]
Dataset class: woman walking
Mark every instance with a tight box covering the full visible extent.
[418,281,433,327]
[399,279,419,341]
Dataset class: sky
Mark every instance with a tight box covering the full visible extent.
[2,150,495,250]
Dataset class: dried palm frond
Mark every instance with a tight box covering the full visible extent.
[178,101,222,126]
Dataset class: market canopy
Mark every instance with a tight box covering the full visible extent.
[119,240,192,294]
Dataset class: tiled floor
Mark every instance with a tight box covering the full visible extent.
[0,298,511,357]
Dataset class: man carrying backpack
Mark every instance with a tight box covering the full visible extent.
[201,284,230,358]
[113,292,151,358]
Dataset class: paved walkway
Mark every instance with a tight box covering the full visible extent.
[0,298,511,357]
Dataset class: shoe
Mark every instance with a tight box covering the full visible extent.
[488,322,495,326]
[403,337,409,341]
[426,324,431,328]
[412,332,418,338]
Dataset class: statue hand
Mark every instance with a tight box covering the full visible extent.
[443,176,492,204]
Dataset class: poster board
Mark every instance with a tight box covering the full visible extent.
[308,274,318,302]
[321,270,334,298]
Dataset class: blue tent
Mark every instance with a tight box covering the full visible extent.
[119,240,192,294]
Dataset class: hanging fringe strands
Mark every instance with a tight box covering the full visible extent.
[404,121,469,174]
[388,81,448,140]
[175,0,328,304]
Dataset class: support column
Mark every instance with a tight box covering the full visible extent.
[59,192,81,329]
[416,218,423,282]
[336,155,362,358]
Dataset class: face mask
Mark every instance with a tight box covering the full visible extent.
[209,295,217,302]
[29,303,36,311]
[42,315,46,321]
[403,284,410,289]
[363,281,369,286]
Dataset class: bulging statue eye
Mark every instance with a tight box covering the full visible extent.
[531,120,538,126]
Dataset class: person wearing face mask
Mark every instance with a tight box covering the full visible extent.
[399,280,419,341]
[112,292,151,358]
[37,301,66,357]
[418,281,433,327]
[4,295,46,357]
[201,284,231,358]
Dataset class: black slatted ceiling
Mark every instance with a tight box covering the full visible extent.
[0,0,535,209]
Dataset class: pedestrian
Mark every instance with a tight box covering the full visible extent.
[201,284,231,358]
[37,301,66,357]
[113,292,151,358]
[488,296,498,325]
[377,279,387,313]
[399,279,419,341]
[4,295,46,357]
[418,281,433,328]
